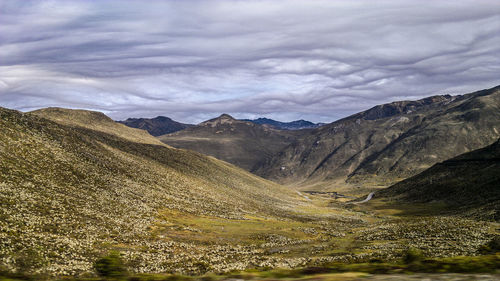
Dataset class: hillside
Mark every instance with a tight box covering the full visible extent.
[118,116,194,136]
[159,114,308,171]
[375,138,500,220]
[256,85,500,189]
[241,118,323,130]
[31,107,166,146]
[0,107,313,274]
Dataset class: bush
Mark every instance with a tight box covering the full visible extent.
[479,236,500,254]
[14,248,47,274]
[402,247,424,264]
[94,251,128,279]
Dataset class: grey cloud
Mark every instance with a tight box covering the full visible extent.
[0,0,499,123]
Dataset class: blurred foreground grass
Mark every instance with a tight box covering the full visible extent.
[1,253,498,281]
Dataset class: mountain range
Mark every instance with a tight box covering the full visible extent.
[241,118,324,130]
[144,86,500,191]
[118,116,323,137]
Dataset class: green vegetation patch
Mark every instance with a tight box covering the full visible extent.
[154,209,318,245]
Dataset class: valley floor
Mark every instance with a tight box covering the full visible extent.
[2,181,498,276]
[3,188,499,276]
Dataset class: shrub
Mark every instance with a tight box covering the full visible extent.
[479,236,500,254]
[94,251,128,279]
[402,247,424,264]
[14,248,47,274]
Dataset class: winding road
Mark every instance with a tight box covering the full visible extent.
[352,192,375,204]
[296,191,311,201]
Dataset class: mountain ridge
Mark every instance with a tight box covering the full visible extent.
[118,113,323,136]
[241,117,324,130]
[255,85,500,188]
[31,107,166,145]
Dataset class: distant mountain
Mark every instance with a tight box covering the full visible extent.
[376,138,500,221]
[118,116,193,136]
[256,85,500,188]
[241,117,324,130]
[159,114,308,171]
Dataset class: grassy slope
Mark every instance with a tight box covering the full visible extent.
[374,138,500,221]
[31,107,166,146]
[0,107,318,275]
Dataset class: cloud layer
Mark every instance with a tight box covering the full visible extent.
[1,0,499,123]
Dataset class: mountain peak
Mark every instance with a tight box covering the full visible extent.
[200,113,239,127]
[118,115,193,136]
[153,116,174,121]
[218,113,235,119]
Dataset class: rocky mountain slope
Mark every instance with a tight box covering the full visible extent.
[376,138,500,221]
[159,114,308,171]
[117,116,194,136]
[241,118,323,130]
[256,85,500,188]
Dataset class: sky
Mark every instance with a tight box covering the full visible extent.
[0,0,499,123]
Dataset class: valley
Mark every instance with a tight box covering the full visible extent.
[152,86,500,194]
[1,96,499,278]
[2,1,499,279]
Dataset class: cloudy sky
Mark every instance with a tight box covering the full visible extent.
[1,0,499,123]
